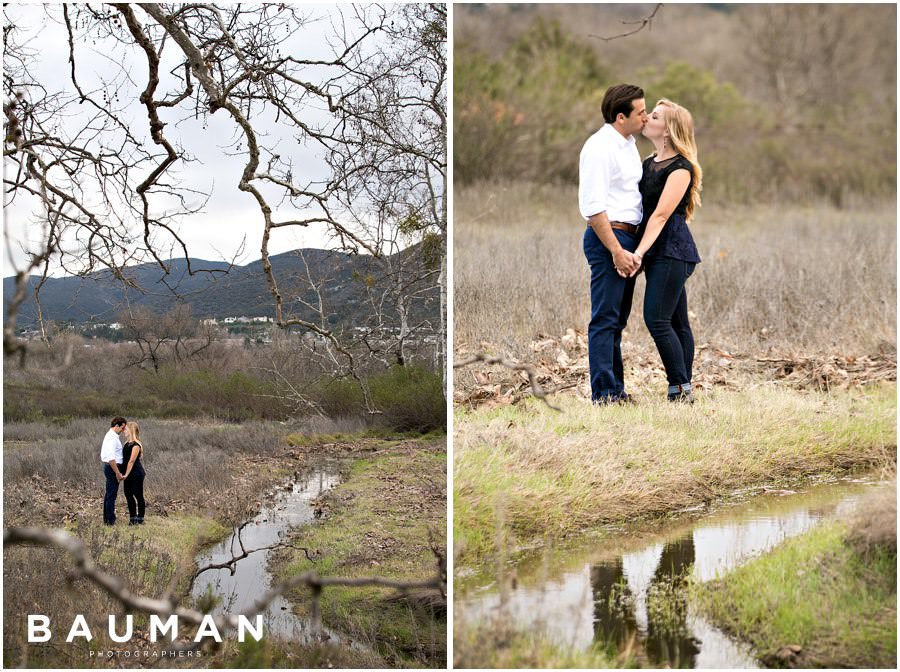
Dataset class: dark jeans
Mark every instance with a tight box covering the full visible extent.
[643,256,696,388]
[103,463,122,525]
[124,462,145,521]
[583,226,637,402]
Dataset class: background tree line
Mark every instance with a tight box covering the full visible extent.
[454,4,896,206]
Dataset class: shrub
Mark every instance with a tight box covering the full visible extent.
[369,365,446,433]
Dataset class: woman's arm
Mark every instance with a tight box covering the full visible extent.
[634,168,691,261]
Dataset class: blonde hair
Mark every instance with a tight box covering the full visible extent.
[657,99,703,222]
[126,421,143,455]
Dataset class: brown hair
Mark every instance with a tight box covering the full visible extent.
[601,84,644,124]
[111,417,127,428]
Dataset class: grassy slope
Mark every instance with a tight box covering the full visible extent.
[692,521,897,668]
[273,441,447,668]
[454,384,896,566]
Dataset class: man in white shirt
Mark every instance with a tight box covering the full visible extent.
[101,417,127,525]
[579,83,647,404]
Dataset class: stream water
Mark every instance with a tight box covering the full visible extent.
[458,476,892,669]
[191,466,343,643]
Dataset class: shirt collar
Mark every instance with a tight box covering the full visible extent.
[602,123,636,148]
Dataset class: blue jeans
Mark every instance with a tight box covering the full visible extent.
[583,226,637,402]
[103,463,122,525]
[643,256,696,388]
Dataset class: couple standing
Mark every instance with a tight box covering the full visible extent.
[100,417,146,525]
[579,83,702,405]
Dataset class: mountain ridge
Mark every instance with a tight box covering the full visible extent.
[4,245,439,332]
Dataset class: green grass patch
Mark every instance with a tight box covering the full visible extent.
[286,427,446,448]
[454,384,896,566]
[273,442,446,667]
[691,521,897,668]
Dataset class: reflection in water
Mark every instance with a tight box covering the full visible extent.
[460,479,892,669]
[592,536,700,667]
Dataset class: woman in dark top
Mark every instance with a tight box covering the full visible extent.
[632,99,703,402]
[122,421,146,525]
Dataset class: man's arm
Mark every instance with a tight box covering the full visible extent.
[107,459,124,481]
[588,211,640,275]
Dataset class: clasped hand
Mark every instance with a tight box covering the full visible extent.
[614,249,641,278]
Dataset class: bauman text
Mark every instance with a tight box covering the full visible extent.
[28,615,264,643]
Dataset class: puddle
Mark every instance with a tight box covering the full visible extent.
[191,467,344,643]
[458,477,893,668]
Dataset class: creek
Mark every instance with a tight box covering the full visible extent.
[458,475,891,668]
[191,465,347,643]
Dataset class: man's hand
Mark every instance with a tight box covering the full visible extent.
[613,249,640,277]
[116,473,125,482]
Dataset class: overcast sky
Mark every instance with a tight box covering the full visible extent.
[4,3,396,277]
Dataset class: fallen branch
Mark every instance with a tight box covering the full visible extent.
[454,353,561,411]
[5,526,445,643]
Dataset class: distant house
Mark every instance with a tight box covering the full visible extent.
[223,317,237,324]
[201,318,218,325]
[108,323,123,330]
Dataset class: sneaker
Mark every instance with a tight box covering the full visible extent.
[618,392,637,405]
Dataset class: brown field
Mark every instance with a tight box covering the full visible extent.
[454,181,896,360]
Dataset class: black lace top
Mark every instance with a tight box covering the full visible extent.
[638,155,701,263]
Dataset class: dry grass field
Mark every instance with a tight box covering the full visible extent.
[454,181,896,359]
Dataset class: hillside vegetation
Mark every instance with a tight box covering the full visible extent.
[454,4,896,206]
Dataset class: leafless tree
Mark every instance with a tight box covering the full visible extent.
[119,303,214,372]
[4,3,447,407]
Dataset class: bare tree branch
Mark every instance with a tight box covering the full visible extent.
[5,526,445,642]
[590,3,663,42]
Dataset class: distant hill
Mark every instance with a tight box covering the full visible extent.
[3,245,439,333]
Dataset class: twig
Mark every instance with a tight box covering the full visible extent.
[191,522,317,584]
[590,4,663,42]
[5,526,445,641]
[454,353,561,411]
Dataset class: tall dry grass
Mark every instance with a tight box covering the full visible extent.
[454,181,896,357]
[3,419,284,503]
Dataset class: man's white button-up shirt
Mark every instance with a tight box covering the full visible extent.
[100,428,123,464]
[578,123,643,225]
